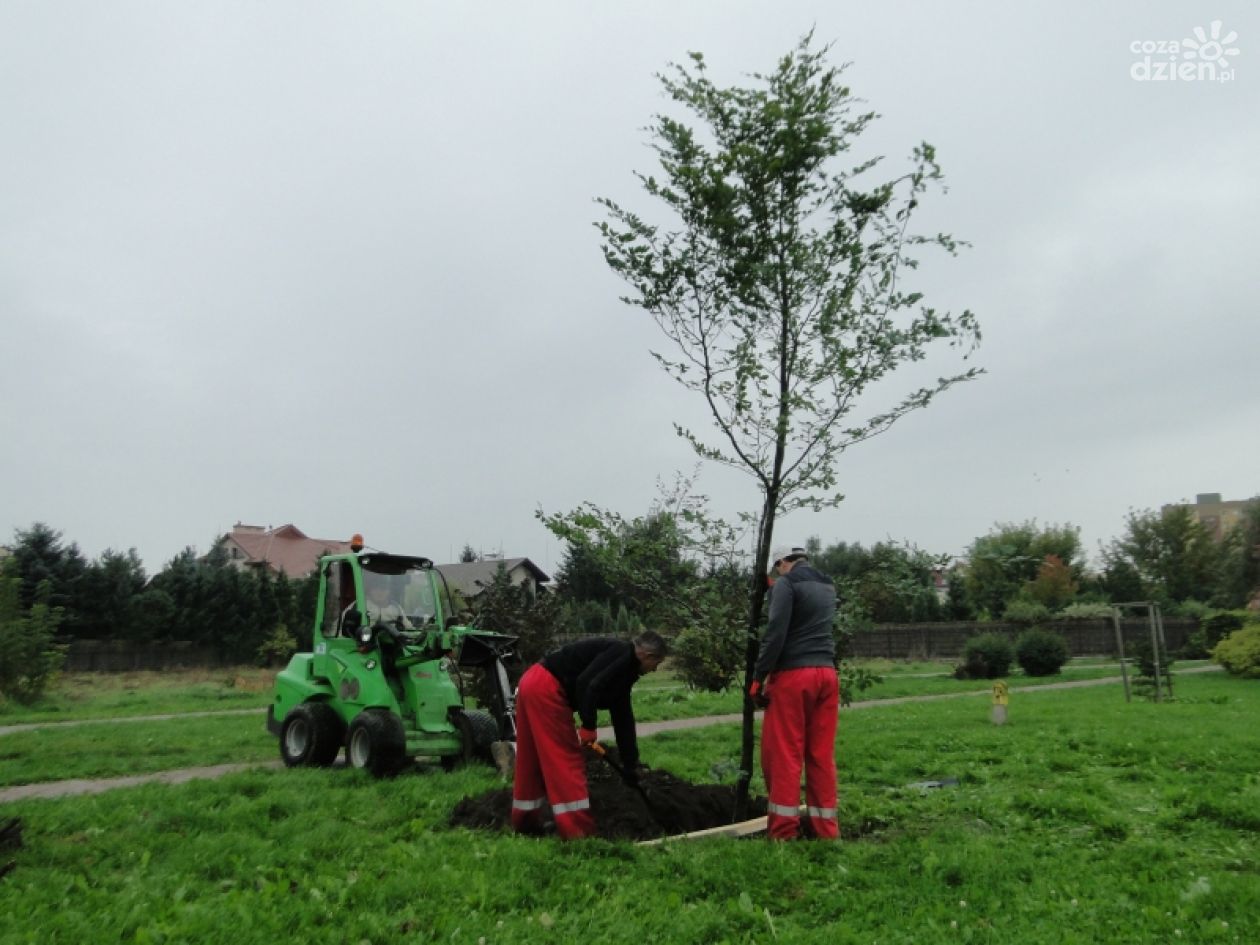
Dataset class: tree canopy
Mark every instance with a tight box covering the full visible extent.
[962,521,1083,618]
[1103,505,1233,606]
[598,33,982,811]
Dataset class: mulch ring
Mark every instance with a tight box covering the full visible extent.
[449,750,767,841]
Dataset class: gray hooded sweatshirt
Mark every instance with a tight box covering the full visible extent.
[754,563,836,683]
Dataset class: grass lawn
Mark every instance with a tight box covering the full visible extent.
[632,658,1210,721]
[0,668,276,724]
[1,674,1256,944]
[0,714,277,787]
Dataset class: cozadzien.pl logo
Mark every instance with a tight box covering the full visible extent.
[1130,20,1240,82]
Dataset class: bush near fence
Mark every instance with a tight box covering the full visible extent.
[849,618,1193,661]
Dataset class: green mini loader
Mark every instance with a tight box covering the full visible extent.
[267,546,518,776]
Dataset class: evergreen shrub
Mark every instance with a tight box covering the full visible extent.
[1002,599,1052,624]
[955,632,1014,679]
[0,577,65,704]
[256,623,298,667]
[1212,622,1260,678]
[1055,602,1115,620]
[1015,627,1069,676]
[671,621,743,692]
[1183,611,1244,659]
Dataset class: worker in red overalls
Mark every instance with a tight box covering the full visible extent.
[749,545,840,840]
[511,631,667,839]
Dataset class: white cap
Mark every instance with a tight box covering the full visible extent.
[768,545,807,572]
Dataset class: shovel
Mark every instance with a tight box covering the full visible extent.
[587,741,653,808]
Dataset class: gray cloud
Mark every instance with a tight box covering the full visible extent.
[2,1,1256,575]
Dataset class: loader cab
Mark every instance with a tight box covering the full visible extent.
[319,560,358,640]
[315,552,453,643]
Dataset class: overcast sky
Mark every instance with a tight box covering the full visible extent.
[2,1,1256,578]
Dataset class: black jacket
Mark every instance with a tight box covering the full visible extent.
[541,637,643,768]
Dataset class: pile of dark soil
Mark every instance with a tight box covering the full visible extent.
[1,817,22,881]
[449,751,767,841]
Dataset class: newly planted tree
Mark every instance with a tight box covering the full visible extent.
[598,34,982,812]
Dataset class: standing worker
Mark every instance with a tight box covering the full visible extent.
[749,544,840,840]
[511,631,668,839]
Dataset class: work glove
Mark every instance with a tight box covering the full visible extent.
[748,679,770,709]
[577,726,600,748]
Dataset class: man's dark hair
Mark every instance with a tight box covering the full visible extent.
[633,629,668,658]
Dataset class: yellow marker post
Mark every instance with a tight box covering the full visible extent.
[991,680,1009,726]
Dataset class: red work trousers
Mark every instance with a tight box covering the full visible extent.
[511,663,595,839]
[760,666,839,840]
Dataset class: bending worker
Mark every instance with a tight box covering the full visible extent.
[749,544,840,840]
[511,630,667,839]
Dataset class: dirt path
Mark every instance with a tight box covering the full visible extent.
[0,667,1222,804]
[0,707,263,738]
[633,664,1221,737]
[0,762,285,803]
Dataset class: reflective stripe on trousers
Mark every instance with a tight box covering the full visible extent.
[768,802,838,820]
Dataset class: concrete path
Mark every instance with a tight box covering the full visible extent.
[0,666,1222,804]
[0,761,284,803]
[0,707,263,738]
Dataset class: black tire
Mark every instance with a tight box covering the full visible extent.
[440,709,502,771]
[280,702,345,767]
[346,709,407,778]
[463,709,501,753]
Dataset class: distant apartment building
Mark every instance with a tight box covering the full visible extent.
[1163,493,1256,541]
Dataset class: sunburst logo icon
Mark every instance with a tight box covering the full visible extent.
[1182,21,1241,67]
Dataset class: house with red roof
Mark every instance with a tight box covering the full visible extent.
[214,523,355,577]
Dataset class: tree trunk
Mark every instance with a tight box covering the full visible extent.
[732,501,777,821]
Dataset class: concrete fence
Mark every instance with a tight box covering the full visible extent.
[848,617,1194,660]
[59,640,233,673]
[59,616,1195,672]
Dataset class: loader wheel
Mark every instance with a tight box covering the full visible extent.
[280,702,345,767]
[441,709,501,771]
[346,709,407,778]
[463,709,501,753]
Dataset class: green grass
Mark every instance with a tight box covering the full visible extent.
[2,675,1257,944]
[0,665,1219,791]
[0,715,277,787]
[856,660,1135,701]
[0,668,275,724]
[3,658,1203,729]
[632,658,1199,721]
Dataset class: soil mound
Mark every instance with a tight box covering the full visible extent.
[449,751,767,841]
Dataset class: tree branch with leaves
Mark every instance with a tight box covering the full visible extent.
[597,33,983,813]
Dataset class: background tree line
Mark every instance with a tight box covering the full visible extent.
[0,523,320,672]
[537,497,1260,692]
[2,497,1257,703]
